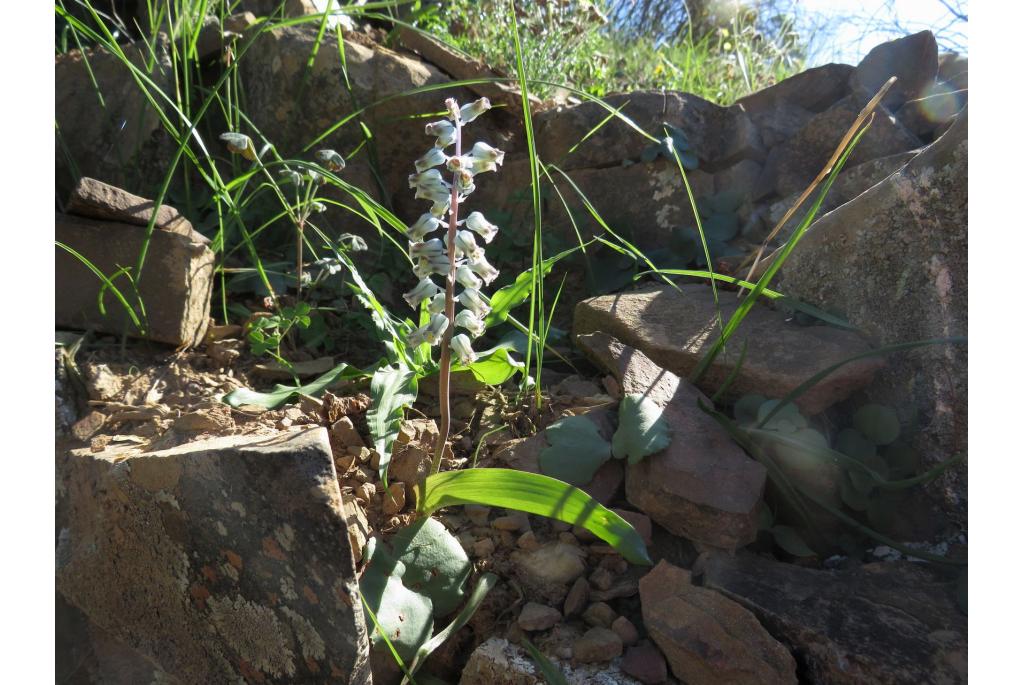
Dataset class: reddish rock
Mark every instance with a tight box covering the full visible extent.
[621,641,669,684]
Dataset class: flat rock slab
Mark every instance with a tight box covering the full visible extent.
[640,561,797,684]
[575,284,883,415]
[459,637,644,685]
[56,428,371,684]
[578,332,765,550]
[698,553,967,684]
[56,212,213,347]
[67,176,206,243]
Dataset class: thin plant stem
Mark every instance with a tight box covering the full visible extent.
[432,113,463,476]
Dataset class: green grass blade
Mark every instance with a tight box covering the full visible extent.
[523,638,569,685]
[222,362,369,409]
[415,469,651,566]
[56,241,144,332]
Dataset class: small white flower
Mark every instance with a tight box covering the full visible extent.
[409,168,447,190]
[416,183,452,205]
[456,264,483,290]
[427,293,447,315]
[410,238,445,260]
[445,97,461,121]
[407,213,442,241]
[468,254,499,285]
[451,333,477,365]
[464,211,499,243]
[413,254,452,279]
[220,132,256,160]
[469,141,505,165]
[425,120,456,148]
[454,169,475,197]
[279,168,303,186]
[316,149,346,172]
[408,313,450,347]
[455,310,487,338]
[403,278,440,309]
[430,199,451,217]
[460,97,491,124]
[459,287,491,317]
[446,155,474,173]
[453,230,483,260]
[415,147,448,172]
[311,201,327,213]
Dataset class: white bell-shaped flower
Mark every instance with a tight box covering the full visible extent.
[316,149,346,172]
[455,310,487,338]
[460,97,491,124]
[407,213,442,241]
[408,313,449,347]
[409,168,447,190]
[414,254,451,279]
[464,211,499,243]
[455,264,483,290]
[415,147,448,172]
[403,278,440,309]
[453,230,483,261]
[410,238,445,260]
[468,253,499,285]
[459,287,491,318]
[468,141,505,165]
[427,293,447,315]
[451,333,478,365]
[425,120,456,148]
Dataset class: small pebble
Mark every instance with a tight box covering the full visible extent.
[492,512,529,531]
[589,566,614,591]
[611,616,640,646]
[382,482,406,515]
[563,577,590,617]
[573,627,622,663]
[465,504,490,526]
[355,482,376,503]
[517,602,562,631]
[582,601,616,628]
[354,465,374,483]
[558,531,579,546]
[517,530,541,551]
[472,538,495,558]
[621,640,668,684]
[598,556,629,575]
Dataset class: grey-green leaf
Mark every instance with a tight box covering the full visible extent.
[539,415,612,486]
[391,517,471,618]
[222,362,367,409]
[612,394,671,464]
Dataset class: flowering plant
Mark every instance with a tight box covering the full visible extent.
[402,96,505,474]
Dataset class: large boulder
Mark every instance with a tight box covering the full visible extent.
[850,31,939,110]
[56,428,371,683]
[780,108,968,517]
[55,34,175,198]
[578,332,766,550]
[698,552,966,684]
[640,561,797,684]
[574,284,884,415]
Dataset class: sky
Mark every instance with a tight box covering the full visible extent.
[795,0,968,65]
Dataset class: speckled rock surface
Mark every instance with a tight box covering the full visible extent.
[575,284,884,416]
[55,428,370,683]
[781,108,968,520]
[698,552,967,685]
[641,561,796,684]
[577,332,765,550]
[458,637,644,685]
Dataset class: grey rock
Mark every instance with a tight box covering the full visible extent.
[512,542,587,603]
[55,213,214,347]
[575,285,884,415]
[851,31,939,109]
[459,637,643,685]
[573,627,623,663]
[737,63,855,116]
[518,602,563,632]
[67,177,205,243]
[577,333,765,549]
[781,108,968,522]
[563,577,590,617]
[699,552,966,685]
[56,428,370,683]
[641,561,797,684]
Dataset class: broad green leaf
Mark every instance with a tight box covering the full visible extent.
[612,395,671,464]
[369,364,419,484]
[770,525,816,557]
[359,538,435,664]
[222,362,367,409]
[415,469,652,565]
[523,638,570,685]
[455,345,524,385]
[538,416,612,486]
[484,245,579,327]
[391,518,471,618]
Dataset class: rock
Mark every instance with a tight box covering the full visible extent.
[765,150,917,240]
[517,531,540,551]
[342,494,369,562]
[381,481,406,515]
[744,100,815,149]
[851,31,939,109]
[512,542,587,603]
[582,602,617,628]
[518,602,563,632]
[55,348,81,434]
[698,552,967,684]
[780,108,967,519]
[612,509,652,545]
[575,284,884,415]
[641,561,796,684]
[330,416,366,449]
[582,459,624,505]
[472,537,496,558]
[56,213,214,347]
[714,159,763,200]
[172,405,234,433]
[576,332,766,549]
[465,504,491,526]
[611,616,640,646]
[71,411,106,442]
[756,93,921,199]
[589,566,614,591]
[621,641,669,684]
[459,637,642,685]
[563,577,590,617]
[536,91,763,173]
[56,35,174,196]
[937,52,968,91]
[66,177,205,243]
[573,627,623,663]
[493,512,530,531]
[56,428,371,683]
[737,63,855,118]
